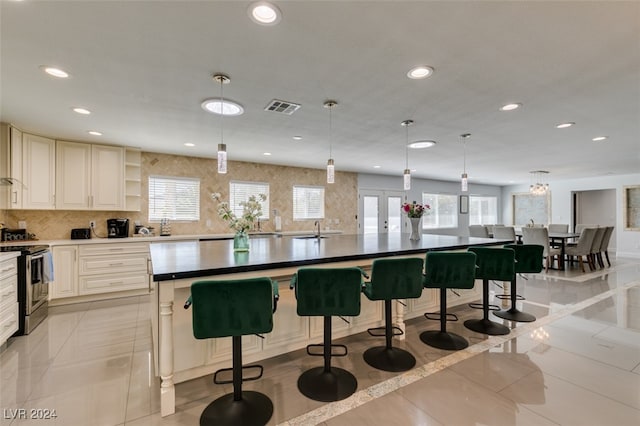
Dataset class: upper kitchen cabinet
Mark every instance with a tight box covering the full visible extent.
[22,133,56,209]
[125,148,142,211]
[0,124,23,209]
[56,141,124,210]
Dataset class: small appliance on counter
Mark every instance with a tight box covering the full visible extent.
[107,218,129,238]
[71,228,91,239]
[160,218,171,236]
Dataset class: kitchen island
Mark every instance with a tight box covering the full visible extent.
[149,233,509,416]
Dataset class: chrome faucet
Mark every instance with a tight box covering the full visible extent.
[314,220,321,237]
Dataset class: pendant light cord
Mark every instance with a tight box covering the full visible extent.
[405,123,409,169]
[328,103,333,158]
[219,79,224,145]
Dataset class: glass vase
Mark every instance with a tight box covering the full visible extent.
[409,217,421,241]
[233,231,250,252]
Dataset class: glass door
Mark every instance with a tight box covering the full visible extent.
[358,190,405,234]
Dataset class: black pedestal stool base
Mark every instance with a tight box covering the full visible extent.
[420,330,469,350]
[464,318,510,335]
[494,308,536,323]
[297,366,357,402]
[200,391,273,426]
[363,346,416,372]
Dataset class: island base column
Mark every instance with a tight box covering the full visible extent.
[159,283,175,417]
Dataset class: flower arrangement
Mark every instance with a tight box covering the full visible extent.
[402,201,430,218]
[211,193,267,233]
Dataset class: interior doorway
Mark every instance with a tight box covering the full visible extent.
[572,188,617,247]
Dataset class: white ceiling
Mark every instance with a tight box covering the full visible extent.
[1,1,639,186]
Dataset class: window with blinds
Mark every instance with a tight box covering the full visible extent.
[229,181,270,219]
[148,176,200,222]
[293,185,325,220]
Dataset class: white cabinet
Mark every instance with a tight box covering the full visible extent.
[22,133,56,209]
[0,255,19,346]
[56,141,124,210]
[50,246,78,299]
[0,124,24,209]
[78,243,150,295]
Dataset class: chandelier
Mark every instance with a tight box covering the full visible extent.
[529,170,549,195]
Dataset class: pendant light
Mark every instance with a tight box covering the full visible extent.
[460,133,471,192]
[529,170,550,195]
[401,120,413,190]
[324,100,337,184]
[214,74,230,174]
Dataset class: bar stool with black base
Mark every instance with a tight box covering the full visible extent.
[291,267,363,402]
[362,257,424,371]
[185,277,279,426]
[494,244,543,323]
[420,251,478,350]
[464,246,514,336]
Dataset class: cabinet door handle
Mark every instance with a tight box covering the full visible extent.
[109,281,124,286]
[109,262,125,267]
[12,191,17,204]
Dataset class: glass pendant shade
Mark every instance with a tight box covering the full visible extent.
[403,168,411,190]
[217,143,227,174]
[461,172,468,192]
[327,158,335,184]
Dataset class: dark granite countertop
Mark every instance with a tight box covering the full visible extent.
[149,233,509,282]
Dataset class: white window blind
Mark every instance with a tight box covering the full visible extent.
[421,193,458,229]
[229,181,269,219]
[148,176,200,222]
[293,186,325,220]
[469,195,498,225]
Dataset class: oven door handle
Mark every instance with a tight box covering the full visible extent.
[30,254,44,261]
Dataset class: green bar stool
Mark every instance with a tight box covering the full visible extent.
[291,267,363,402]
[186,277,279,426]
[420,251,478,350]
[464,247,514,336]
[362,257,424,371]
[495,244,543,323]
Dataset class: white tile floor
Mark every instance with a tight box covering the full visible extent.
[1,256,639,425]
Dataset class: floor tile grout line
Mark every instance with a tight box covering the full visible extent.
[278,279,640,426]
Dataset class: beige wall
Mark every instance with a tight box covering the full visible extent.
[1,152,357,240]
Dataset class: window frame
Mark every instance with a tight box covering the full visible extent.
[148,175,200,222]
[293,185,325,220]
[421,192,459,229]
[229,180,270,220]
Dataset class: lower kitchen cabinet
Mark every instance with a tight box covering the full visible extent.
[51,246,78,299]
[0,255,19,346]
[50,242,150,303]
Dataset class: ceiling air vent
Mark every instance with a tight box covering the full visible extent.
[264,99,301,115]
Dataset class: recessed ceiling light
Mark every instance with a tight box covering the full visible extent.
[556,122,574,129]
[88,131,102,136]
[41,66,69,78]
[73,107,91,115]
[263,152,272,156]
[500,103,521,111]
[373,165,381,169]
[292,135,303,141]
[201,99,244,116]
[407,66,434,79]
[592,136,608,142]
[248,2,281,25]
[184,143,195,147]
[408,140,436,149]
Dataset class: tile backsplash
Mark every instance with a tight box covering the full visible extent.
[1,152,357,240]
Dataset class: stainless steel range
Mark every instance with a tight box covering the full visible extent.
[0,245,50,335]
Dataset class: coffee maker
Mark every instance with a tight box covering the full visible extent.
[107,218,129,238]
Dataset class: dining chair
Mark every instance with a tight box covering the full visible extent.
[492,226,516,242]
[575,224,597,234]
[565,228,597,272]
[598,226,614,267]
[548,224,569,233]
[589,227,606,269]
[521,227,561,271]
[469,225,490,238]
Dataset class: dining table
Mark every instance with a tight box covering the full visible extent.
[515,230,581,270]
